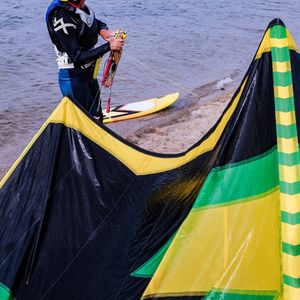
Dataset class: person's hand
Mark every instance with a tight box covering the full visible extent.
[109,37,125,51]
[100,29,114,41]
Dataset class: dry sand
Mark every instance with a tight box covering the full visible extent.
[0,86,234,182]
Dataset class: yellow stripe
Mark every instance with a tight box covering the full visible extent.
[277,137,299,154]
[281,223,300,245]
[279,165,300,184]
[143,192,281,296]
[223,207,229,268]
[272,61,291,73]
[281,193,300,214]
[103,111,127,118]
[0,121,49,189]
[275,111,296,126]
[255,29,299,59]
[282,253,300,278]
[274,85,294,99]
[287,30,300,52]
[0,81,245,186]
[93,57,102,80]
[270,37,289,48]
[256,29,271,59]
[284,284,300,299]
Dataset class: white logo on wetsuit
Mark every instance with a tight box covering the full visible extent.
[53,17,76,35]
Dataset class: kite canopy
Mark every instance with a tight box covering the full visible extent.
[1,18,300,299]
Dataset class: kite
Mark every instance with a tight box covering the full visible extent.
[0,19,299,299]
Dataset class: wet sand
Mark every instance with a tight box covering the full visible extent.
[0,84,235,182]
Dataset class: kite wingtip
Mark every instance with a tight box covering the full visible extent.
[268,18,285,28]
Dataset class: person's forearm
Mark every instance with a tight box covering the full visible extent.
[55,26,111,66]
[100,29,114,41]
[71,43,111,66]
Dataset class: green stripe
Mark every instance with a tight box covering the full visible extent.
[0,283,13,300]
[276,124,298,139]
[271,46,290,62]
[270,25,287,39]
[281,211,300,225]
[204,289,277,300]
[193,149,279,208]
[273,71,293,86]
[193,188,278,212]
[278,151,300,166]
[282,242,300,256]
[275,97,295,112]
[280,181,300,195]
[204,293,276,300]
[132,233,176,278]
[283,274,300,288]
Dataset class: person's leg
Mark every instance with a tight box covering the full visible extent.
[69,78,90,110]
[58,69,74,98]
[58,69,102,119]
[59,69,91,111]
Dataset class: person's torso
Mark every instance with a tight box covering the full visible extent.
[48,4,99,69]
[68,5,99,50]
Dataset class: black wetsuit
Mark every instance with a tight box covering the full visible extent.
[46,1,110,119]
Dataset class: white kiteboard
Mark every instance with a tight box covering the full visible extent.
[103,92,179,124]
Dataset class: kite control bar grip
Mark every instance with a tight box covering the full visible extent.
[93,30,127,80]
[110,29,127,40]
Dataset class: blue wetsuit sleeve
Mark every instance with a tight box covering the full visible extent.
[53,13,110,66]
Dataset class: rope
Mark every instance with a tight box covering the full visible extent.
[41,179,137,299]
[122,50,201,99]
[113,201,170,299]
[89,50,202,116]
[39,136,137,298]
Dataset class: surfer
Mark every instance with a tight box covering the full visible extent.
[46,0,125,122]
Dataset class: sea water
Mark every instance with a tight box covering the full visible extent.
[1,0,300,169]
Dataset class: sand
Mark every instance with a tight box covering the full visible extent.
[0,85,234,182]
[127,89,233,153]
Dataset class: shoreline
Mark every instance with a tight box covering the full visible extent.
[0,83,236,182]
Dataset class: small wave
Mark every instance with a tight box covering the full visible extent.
[215,77,234,90]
